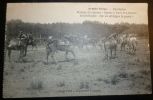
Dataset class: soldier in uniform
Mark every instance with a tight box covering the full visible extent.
[28,32,33,44]
[18,31,27,45]
[18,31,26,40]
[48,36,53,44]
[47,36,56,47]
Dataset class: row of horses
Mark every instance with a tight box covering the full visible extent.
[5,33,137,63]
[102,33,137,60]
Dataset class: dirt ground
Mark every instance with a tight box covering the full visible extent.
[3,38,152,98]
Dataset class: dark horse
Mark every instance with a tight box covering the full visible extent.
[6,38,28,62]
[46,39,75,64]
[26,39,37,50]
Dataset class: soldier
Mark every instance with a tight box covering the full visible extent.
[28,32,33,43]
[29,33,33,40]
[18,31,27,40]
[47,36,55,46]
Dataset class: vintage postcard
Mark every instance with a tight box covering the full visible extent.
[3,3,151,98]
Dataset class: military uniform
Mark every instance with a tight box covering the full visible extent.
[18,31,27,40]
[18,31,28,46]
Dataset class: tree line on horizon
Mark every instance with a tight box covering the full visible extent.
[5,19,149,40]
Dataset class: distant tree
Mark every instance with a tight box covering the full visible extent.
[6,20,148,40]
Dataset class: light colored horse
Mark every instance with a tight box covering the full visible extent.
[126,36,137,54]
[6,38,28,62]
[103,37,117,60]
[118,34,137,54]
[117,34,128,51]
[46,40,75,64]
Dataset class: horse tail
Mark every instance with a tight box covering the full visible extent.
[103,41,106,52]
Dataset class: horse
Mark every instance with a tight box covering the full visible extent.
[84,38,97,49]
[46,39,76,64]
[118,34,137,55]
[103,36,118,60]
[27,39,37,50]
[97,37,105,50]
[64,36,84,49]
[126,36,137,55]
[6,38,28,62]
[118,34,129,51]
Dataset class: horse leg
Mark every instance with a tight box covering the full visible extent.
[122,42,127,51]
[21,48,25,61]
[110,49,112,59]
[128,44,131,54]
[130,45,133,54]
[101,45,103,50]
[65,51,69,61]
[36,45,38,49]
[129,44,133,55]
[24,45,28,56]
[114,47,117,58]
[104,43,108,60]
[35,44,38,50]
[132,43,136,55]
[120,43,123,51]
[106,50,109,60]
[134,44,136,54]
[8,49,11,62]
[115,47,117,56]
[46,51,50,64]
[18,48,23,62]
[70,50,76,60]
[123,43,126,51]
[104,48,108,61]
[51,52,57,64]
[31,44,33,50]
[32,44,35,50]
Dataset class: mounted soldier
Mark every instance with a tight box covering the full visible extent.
[47,36,55,46]
[18,31,28,41]
[24,32,37,50]
[46,35,75,64]
[27,32,33,43]
[103,33,118,60]
[7,31,29,62]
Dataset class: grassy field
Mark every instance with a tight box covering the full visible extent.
[3,38,152,98]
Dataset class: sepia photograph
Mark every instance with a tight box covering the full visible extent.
[3,3,152,98]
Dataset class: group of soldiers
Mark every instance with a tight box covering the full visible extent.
[119,33,137,51]
[17,30,137,53]
[17,31,137,50]
[17,31,70,48]
[101,32,138,60]
[6,30,138,62]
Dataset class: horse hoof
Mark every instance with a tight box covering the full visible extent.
[73,60,78,65]
[44,62,48,65]
[52,62,57,64]
[66,59,69,62]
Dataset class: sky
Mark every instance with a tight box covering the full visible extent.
[6,3,148,24]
